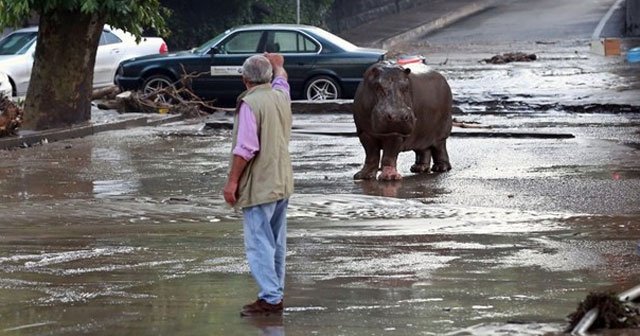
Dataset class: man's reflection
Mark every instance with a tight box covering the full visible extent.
[245,316,285,336]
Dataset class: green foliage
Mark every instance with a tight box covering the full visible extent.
[160,0,335,50]
[0,0,169,39]
[257,0,334,26]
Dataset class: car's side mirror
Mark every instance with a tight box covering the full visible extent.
[210,47,221,55]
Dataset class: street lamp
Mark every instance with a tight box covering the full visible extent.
[296,0,300,24]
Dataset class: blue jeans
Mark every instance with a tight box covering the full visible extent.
[242,198,288,305]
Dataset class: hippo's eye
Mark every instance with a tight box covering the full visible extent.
[372,80,384,90]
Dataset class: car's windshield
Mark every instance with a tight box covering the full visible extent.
[310,27,358,51]
[0,31,38,55]
[193,31,227,54]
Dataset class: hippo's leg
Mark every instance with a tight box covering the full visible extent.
[378,137,403,181]
[354,133,381,180]
[430,139,452,172]
[410,149,432,173]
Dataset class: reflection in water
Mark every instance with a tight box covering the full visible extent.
[91,147,141,198]
[92,179,140,197]
[0,145,94,200]
[244,316,285,336]
[359,180,402,197]
[357,173,444,199]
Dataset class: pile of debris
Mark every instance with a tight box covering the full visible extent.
[568,289,640,333]
[483,52,537,64]
[0,95,23,137]
[95,68,219,118]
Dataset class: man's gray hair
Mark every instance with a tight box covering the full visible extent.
[242,55,273,84]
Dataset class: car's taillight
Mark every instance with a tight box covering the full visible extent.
[159,42,168,54]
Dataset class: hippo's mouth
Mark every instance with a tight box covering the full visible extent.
[371,131,413,138]
[372,122,415,137]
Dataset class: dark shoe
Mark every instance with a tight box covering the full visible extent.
[243,299,284,310]
[240,299,283,317]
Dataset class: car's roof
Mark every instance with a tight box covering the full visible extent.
[228,23,324,32]
[11,24,116,33]
[11,26,38,33]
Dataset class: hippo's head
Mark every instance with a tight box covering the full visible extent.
[364,63,416,136]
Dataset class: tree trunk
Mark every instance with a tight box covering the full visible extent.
[23,9,106,130]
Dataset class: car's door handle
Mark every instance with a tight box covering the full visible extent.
[111,48,121,54]
[297,62,305,66]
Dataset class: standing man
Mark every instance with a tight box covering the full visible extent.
[223,53,293,317]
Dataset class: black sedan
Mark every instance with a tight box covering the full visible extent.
[115,24,386,105]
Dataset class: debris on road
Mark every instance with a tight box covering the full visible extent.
[568,290,640,333]
[483,52,537,64]
[452,118,490,129]
[92,85,121,100]
[97,68,218,118]
[0,95,23,137]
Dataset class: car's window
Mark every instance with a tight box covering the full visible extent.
[220,31,262,54]
[309,27,358,51]
[0,31,38,55]
[271,31,318,53]
[100,31,122,46]
[195,31,227,54]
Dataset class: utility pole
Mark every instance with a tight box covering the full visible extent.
[296,0,300,24]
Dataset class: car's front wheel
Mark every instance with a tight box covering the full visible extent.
[304,76,340,101]
[142,74,176,104]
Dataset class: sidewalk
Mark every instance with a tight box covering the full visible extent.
[339,0,497,49]
[0,108,182,150]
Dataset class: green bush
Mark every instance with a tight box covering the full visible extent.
[161,0,334,51]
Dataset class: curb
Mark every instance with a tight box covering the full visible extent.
[0,114,183,150]
[379,0,498,49]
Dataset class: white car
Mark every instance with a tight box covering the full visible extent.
[0,25,168,97]
[0,71,11,97]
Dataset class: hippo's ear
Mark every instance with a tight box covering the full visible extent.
[366,66,380,81]
[403,68,411,75]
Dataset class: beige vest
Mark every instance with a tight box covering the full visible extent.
[231,83,294,208]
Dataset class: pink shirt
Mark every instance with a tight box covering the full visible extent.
[233,76,290,161]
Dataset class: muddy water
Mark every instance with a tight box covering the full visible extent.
[0,116,638,336]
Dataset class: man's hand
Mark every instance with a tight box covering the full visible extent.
[264,53,287,79]
[223,181,238,206]
[264,53,284,68]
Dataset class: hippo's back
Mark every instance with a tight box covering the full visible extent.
[404,63,453,150]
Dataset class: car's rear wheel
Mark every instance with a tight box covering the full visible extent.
[304,76,340,101]
[142,75,176,104]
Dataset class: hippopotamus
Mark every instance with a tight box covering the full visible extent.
[353,61,453,180]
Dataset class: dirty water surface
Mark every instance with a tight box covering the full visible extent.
[0,108,639,336]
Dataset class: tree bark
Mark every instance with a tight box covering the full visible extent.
[23,9,106,130]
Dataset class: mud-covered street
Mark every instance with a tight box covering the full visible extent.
[1,0,640,335]
[0,104,638,335]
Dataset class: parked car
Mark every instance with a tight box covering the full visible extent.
[115,24,386,104]
[0,71,11,97]
[0,25,168,97]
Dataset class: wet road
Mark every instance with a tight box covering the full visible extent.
[425,0,616,44]
[0,110,638,335]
